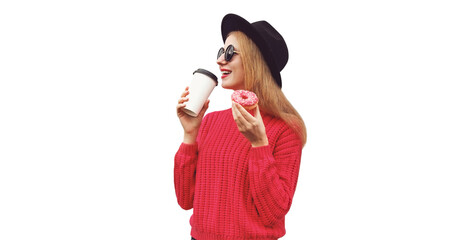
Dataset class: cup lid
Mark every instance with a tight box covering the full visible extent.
[193,68,218,85]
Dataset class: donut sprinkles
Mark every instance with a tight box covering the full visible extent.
[231,90,259,110]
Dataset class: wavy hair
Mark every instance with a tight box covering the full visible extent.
[232,31,307,146]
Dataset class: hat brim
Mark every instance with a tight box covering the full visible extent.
[221,14,282,87]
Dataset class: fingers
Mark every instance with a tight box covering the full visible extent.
[236,103,256,122]
[232,102,254,129]
[176,102,186,112]
[176,89,188,118]
[180,86,190,98]
[177,96,188,110]
[233,102,256,123]
[231,102,238,121]
[178,96,189,104]
[177,86,190,109]
[254,104,262,120]
[181,86,189,95]
[232,102,268,146]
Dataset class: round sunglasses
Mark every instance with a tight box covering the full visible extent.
[217,45,240,61]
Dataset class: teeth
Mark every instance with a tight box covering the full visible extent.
[222,71,231,74]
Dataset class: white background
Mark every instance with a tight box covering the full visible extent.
[1,0,461,239]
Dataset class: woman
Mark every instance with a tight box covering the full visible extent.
[175,13,307,240]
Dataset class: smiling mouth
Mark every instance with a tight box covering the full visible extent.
[221,69,232,79]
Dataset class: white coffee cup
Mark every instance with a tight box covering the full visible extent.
[182,68,218,117]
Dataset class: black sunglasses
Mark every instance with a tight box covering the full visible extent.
[217,45,240,61]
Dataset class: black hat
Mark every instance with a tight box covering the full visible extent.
[221,13,288,88]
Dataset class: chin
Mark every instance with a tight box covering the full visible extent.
[221,81,234,90]
[222,81,243,91]
[221,84,240,91]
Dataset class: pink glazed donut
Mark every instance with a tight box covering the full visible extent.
[231,90,259,110]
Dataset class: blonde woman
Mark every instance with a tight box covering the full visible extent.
[175,13,307,240]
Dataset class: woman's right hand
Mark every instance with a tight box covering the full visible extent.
[177,86,210,144]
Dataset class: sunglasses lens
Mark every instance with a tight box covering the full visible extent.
[217,47,224,60]
[218,45,237,61]
[225,45,234,61]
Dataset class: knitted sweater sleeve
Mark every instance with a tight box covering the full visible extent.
[248,125,303,227]
[174,115,209,210]
[174,142,198,210]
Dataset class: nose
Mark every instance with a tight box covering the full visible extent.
[216,52,227,66]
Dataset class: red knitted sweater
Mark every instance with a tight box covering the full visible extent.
[174,108,303,240]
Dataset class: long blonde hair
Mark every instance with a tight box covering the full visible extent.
[232,31,307,146]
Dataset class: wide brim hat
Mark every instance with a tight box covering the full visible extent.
[221,13,288,88]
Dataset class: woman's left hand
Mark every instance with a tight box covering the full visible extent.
[232,102,269,147]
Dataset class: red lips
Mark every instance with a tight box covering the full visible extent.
[220,68,232,79]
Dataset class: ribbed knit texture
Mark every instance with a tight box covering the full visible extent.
[174,109,303,240]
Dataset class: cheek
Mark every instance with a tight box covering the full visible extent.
[238,70,245,81]
[233,62,245,80]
